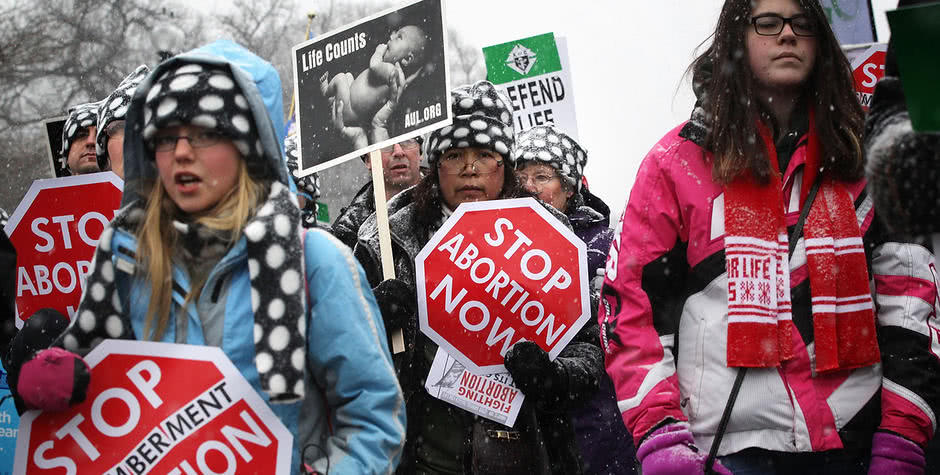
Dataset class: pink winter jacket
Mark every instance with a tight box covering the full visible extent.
[600,121,940,456]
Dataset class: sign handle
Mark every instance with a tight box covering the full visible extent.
[369,150,405,354]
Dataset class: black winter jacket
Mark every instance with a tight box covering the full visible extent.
[354,185,602,475]
[330,181,376,250]
[864,0,940,236]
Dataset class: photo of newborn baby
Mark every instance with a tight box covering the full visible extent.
[320,25,430,127]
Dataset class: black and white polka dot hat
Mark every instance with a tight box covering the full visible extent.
[513,125,588,191]
[96,65,150,170]
[285,133,320,200]
[425,80,515,166]
[61,101,103,161]
[142,63,266,177]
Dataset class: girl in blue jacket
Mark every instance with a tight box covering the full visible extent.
[17,48,405,474]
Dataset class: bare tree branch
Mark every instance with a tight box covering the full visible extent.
[447,28,486,87]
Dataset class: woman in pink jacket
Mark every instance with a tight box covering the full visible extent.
[601,0,940,474]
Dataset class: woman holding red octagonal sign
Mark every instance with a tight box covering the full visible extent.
[355,80,604,474]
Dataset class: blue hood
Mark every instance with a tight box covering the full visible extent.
[189,40,286,144]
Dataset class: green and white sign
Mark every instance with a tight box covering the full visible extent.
[316,201,330,224]
[483,33,562,83]
[483,32,579,139]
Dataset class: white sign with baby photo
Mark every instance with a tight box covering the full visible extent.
[290,0,452,176]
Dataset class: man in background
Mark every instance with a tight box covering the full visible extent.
[61,101,102,175]
[331,137,422,249]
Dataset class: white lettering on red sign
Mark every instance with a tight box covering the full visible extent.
[31,212,112,252]
[16,260,93,297]
[29,358,273,475]
[428,217,573,357]
[860,62,885,89]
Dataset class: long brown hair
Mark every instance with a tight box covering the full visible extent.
[135,159,265,340]
[692,0,864,184]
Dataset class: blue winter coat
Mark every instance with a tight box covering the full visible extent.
[55,47,405,474]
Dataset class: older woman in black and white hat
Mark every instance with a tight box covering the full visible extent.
[355,80,603,475]
[514,126,637,474]
[514,126,614,285]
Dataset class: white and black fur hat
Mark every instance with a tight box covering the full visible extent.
[514,125,588,191]
[142,63,268,179]
[96,65,150,170]
[425,80,515,166]
[61,101,103,167]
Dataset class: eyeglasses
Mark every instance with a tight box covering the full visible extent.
[380,139,420,155]
[104,120,125,139]
[750,14,816,37]
[438,154,503,175]
[152,130,226,153]
[516,172,557,188]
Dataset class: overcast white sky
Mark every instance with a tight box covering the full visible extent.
[446,0,898,219]
[202,0,898,218]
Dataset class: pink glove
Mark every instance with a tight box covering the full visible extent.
[18,347,90,411]
[636,423,732,475]
[869,431,925,475]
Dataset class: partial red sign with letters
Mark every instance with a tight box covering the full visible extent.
[4,173,123,328]
[15,340,293,474]
[851,43,888,111]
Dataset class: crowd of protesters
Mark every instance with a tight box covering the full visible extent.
[2,0,939,474]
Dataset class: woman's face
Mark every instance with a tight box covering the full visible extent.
[105,120,125,179]
[437,147,505,210]
[516,162,572,212]
[154,125,242,214]
[746,0,817,94]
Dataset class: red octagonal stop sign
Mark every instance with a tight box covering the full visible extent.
[15,340,293,474]
[851,43,888,111]
[416,198,590,375]
[3,172,123,328]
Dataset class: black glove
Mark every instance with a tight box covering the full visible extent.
[5,308,72,414]
[504,341,568,407]
[372,278,416,333]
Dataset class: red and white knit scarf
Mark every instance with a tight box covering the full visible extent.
[724,114,880,372]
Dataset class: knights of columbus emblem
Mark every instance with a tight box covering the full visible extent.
[505,44,536,75]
